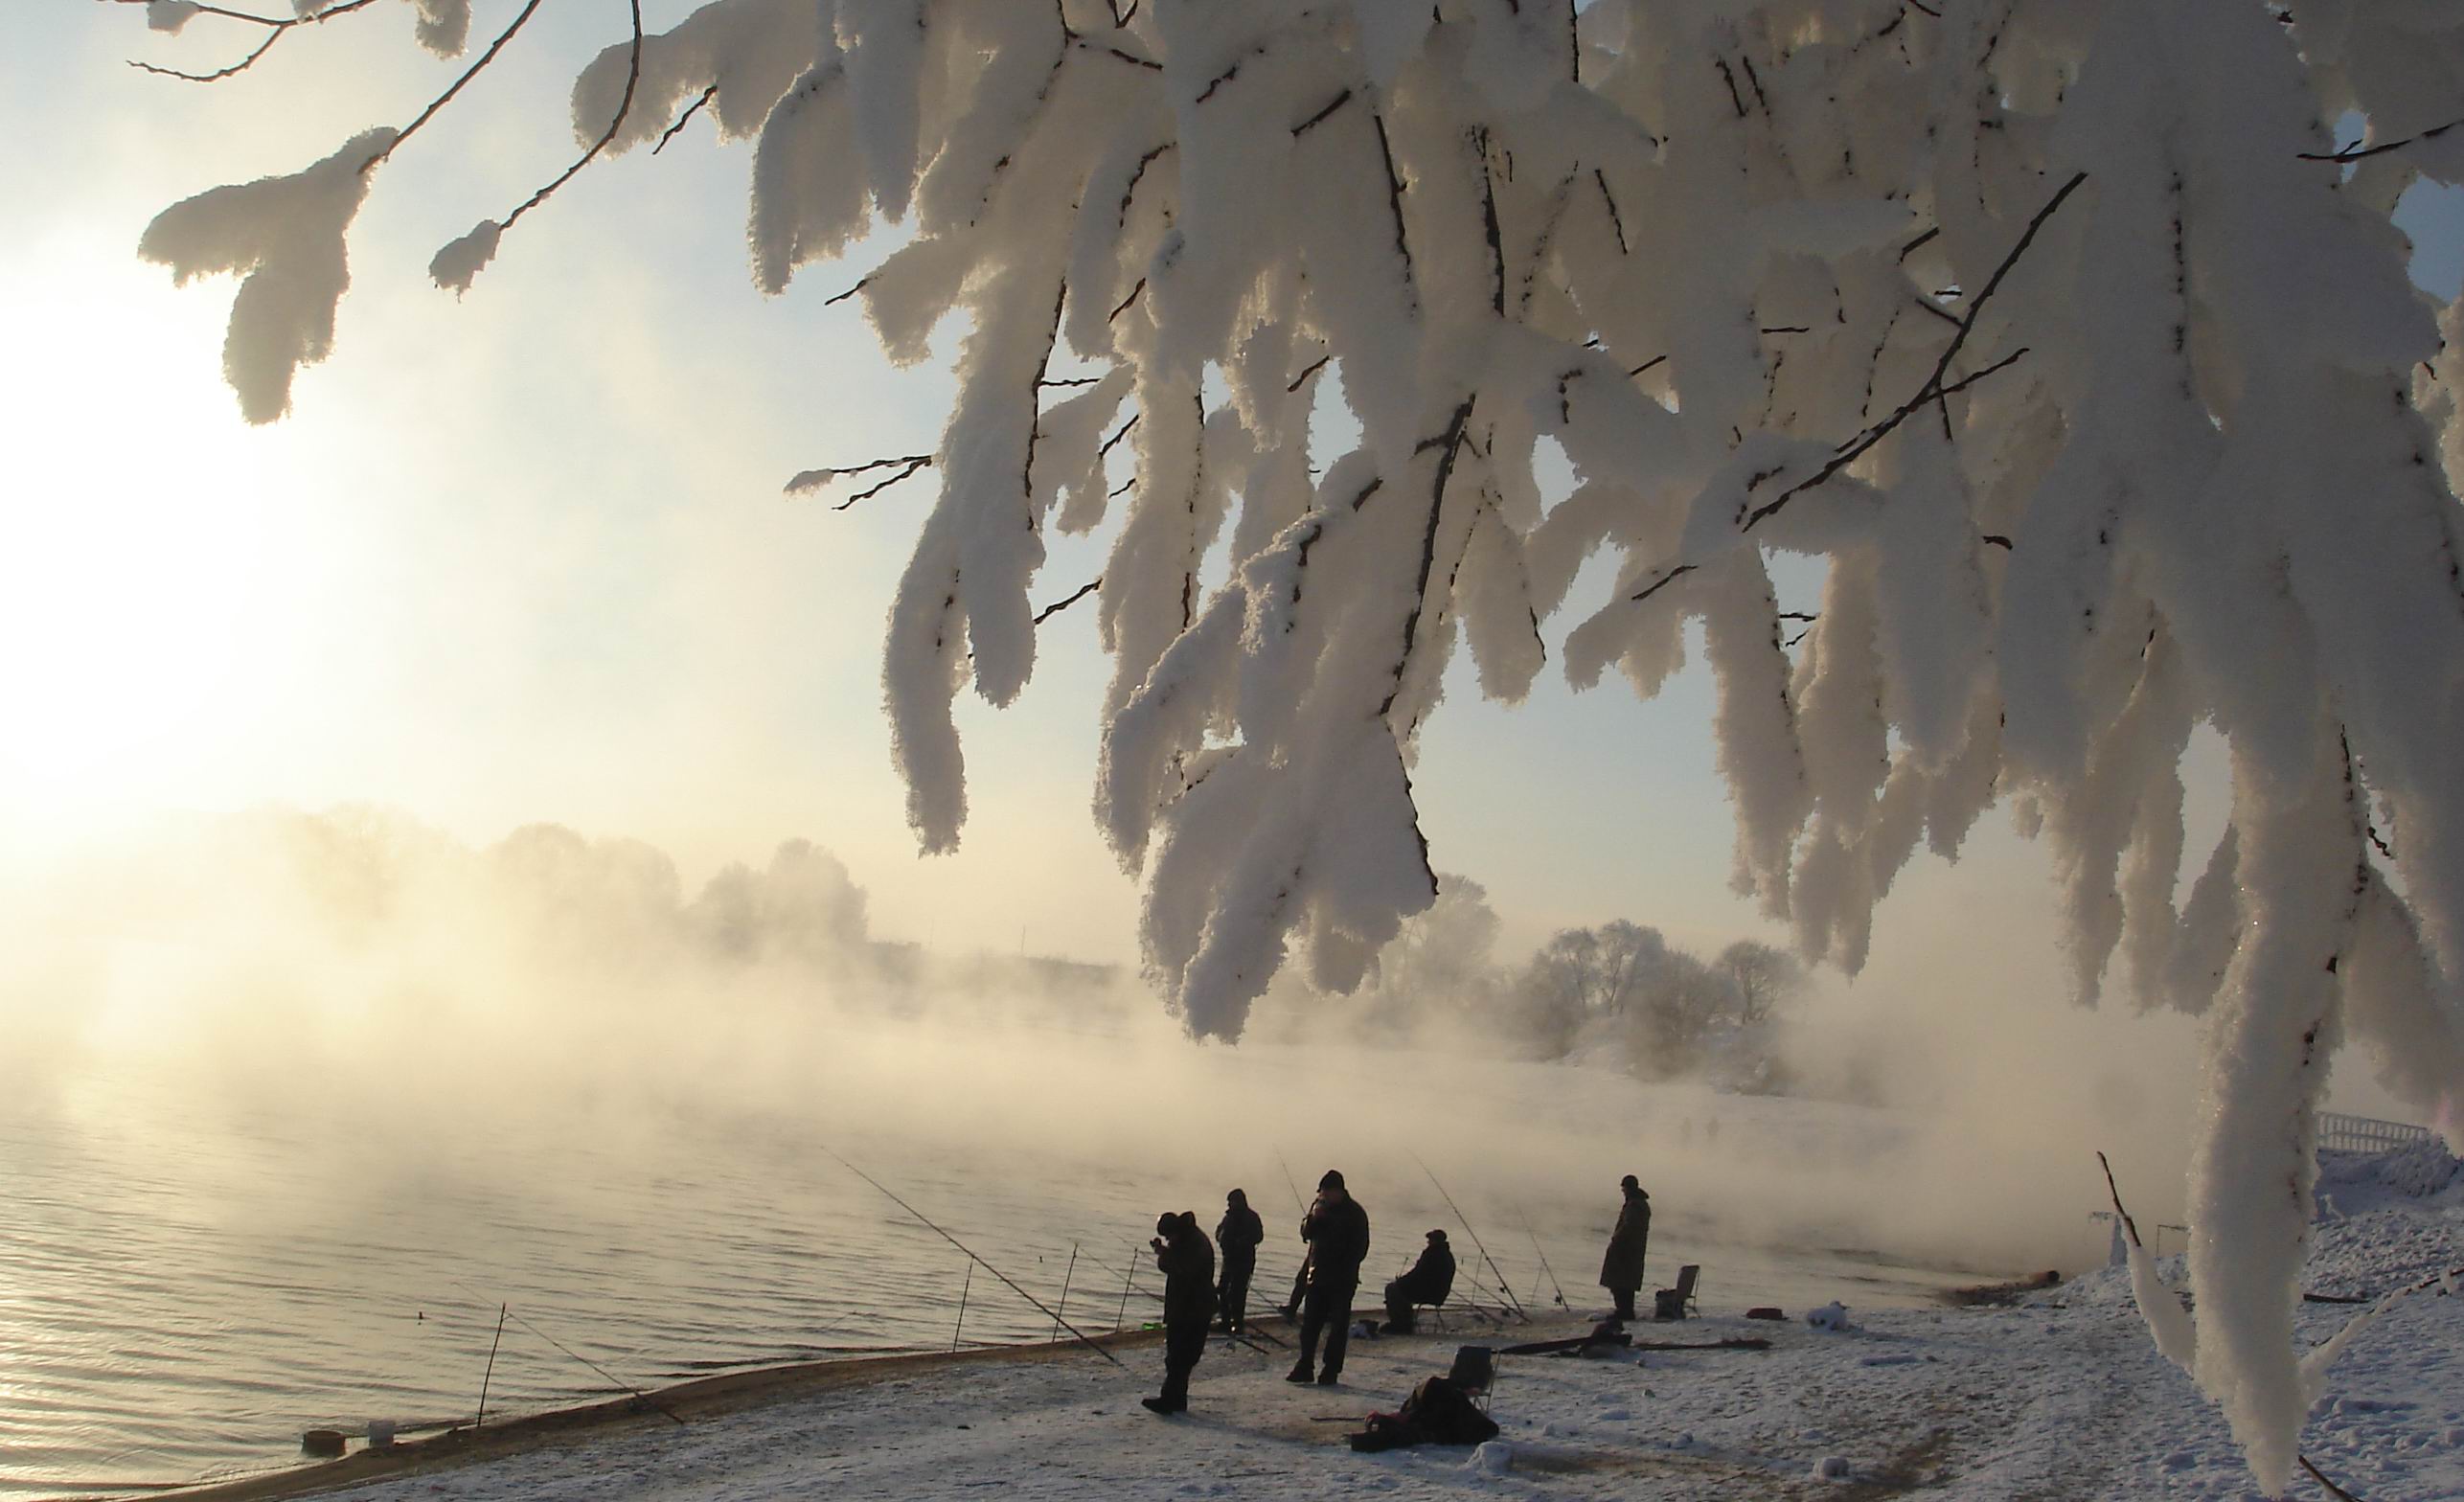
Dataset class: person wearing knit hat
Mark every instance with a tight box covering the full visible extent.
[1286,1170,1370,1385]
[1214,1189,1264,1335]
[1142,1210,1217,1416]
[1379,1228,1456,1334]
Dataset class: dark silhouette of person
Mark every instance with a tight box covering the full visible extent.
[1215,1189,1264,1334]
[1599,1174,1651,1322]
[1287,1170,1369,1386]
[1143,1211,1216,1416]
[1380,1229,1456,1333]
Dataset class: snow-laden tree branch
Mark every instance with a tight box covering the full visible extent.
[117,2,2464,1492]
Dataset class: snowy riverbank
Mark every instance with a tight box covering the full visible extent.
[133,1146,2461,1502]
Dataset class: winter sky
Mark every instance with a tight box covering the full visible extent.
[6,4,2460,1087]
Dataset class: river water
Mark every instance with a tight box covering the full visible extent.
[0,1027,2011,1496]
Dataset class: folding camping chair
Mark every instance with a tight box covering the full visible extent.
[1653,1263,1701,1321]
[1447,1344,1496,1414]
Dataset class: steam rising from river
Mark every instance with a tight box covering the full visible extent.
[1,806,2210,1278]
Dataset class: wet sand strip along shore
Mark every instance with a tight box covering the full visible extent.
[109,1321,1208,1502]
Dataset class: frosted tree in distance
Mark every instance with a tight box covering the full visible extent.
[117,1,2464,1491]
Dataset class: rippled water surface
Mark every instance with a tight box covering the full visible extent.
[0,1044,2003,1495]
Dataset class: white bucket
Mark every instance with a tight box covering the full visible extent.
[366,1420,397,1448]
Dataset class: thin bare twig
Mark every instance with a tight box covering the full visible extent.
[121,0,382,83]
[1378,398,1478,719]
[2300,117,2463,165]
[1292,89,1354,137]
[1032,579,1103,626]
[363,0,551,174]
[1743,171,2086,531]
[1628,562,1698,603]
[2299,1453,2369,1501]
[785,454,938,510]
[653,85,718,154]
[483,0,647,233]
[2097,1150,2144,1249]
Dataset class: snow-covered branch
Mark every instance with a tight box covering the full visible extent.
[118,4,2464,1491]
[118,0,394,83]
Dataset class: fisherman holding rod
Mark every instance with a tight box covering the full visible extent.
[1287,1170,1369,1386]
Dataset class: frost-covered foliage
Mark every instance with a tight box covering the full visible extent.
[123,2,2464,1491]
[139,127,395,422]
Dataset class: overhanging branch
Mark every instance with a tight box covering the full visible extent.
[1742,171,2086,532]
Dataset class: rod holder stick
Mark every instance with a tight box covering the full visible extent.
[474,1303,507,1430]
[816,1144,1128,1370]
[1052,1242,1079,1344]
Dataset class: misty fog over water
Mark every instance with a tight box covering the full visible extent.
[0,808,2203,1491]
[2,1048,2019,1495]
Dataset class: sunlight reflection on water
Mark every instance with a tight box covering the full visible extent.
[0,1051,2001,1494]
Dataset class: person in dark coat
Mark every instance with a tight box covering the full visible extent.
[1599,1174,1651,1321]
[1380,1229,1456,1333]
[1287,1170,1370,1386]
[1143,1211,1216,1416]
[1215,1189,1265,1334]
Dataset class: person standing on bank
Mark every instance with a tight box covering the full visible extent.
[1143,1211,1216,1416]
[1287,1170,1370,1386]
[1380,1229,1456,1334]
[1215,1189,1264,1334]
[1600,1174,1652,1322]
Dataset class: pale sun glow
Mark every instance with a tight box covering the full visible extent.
[0,248,338,827]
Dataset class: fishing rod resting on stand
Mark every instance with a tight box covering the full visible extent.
[1050,1242,1079,1345]
[1516,1203,1570,1310]
[1411,1151,1530,1323]
[473,1303,507,1431]
[818,1144,1128,1371]
[451,1281,687,1426]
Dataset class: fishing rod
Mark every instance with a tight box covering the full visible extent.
[1516,1203,1569,1310]
[451,1280,686,1425]
[1079,1247,1279,1355]
[1409,1151,1529,1322]
[818,1144,1128,1371]
[1272,1150,1307,1214]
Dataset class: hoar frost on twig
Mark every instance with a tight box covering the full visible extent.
[120,2,2464,1492]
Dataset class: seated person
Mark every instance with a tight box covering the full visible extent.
[1380,1229,1456,1333]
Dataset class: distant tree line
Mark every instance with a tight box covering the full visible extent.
[1275,876,1808,1092]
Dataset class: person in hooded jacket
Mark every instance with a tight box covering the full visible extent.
[1286,1170,1369,1386]
[1380,1229,1456,1334]
[1599,1174,1651,1322]
[1215,1189,1265,1334]
[1143,1211,1216,1416]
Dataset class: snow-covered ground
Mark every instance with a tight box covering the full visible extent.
[277,1145,2462,1502]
